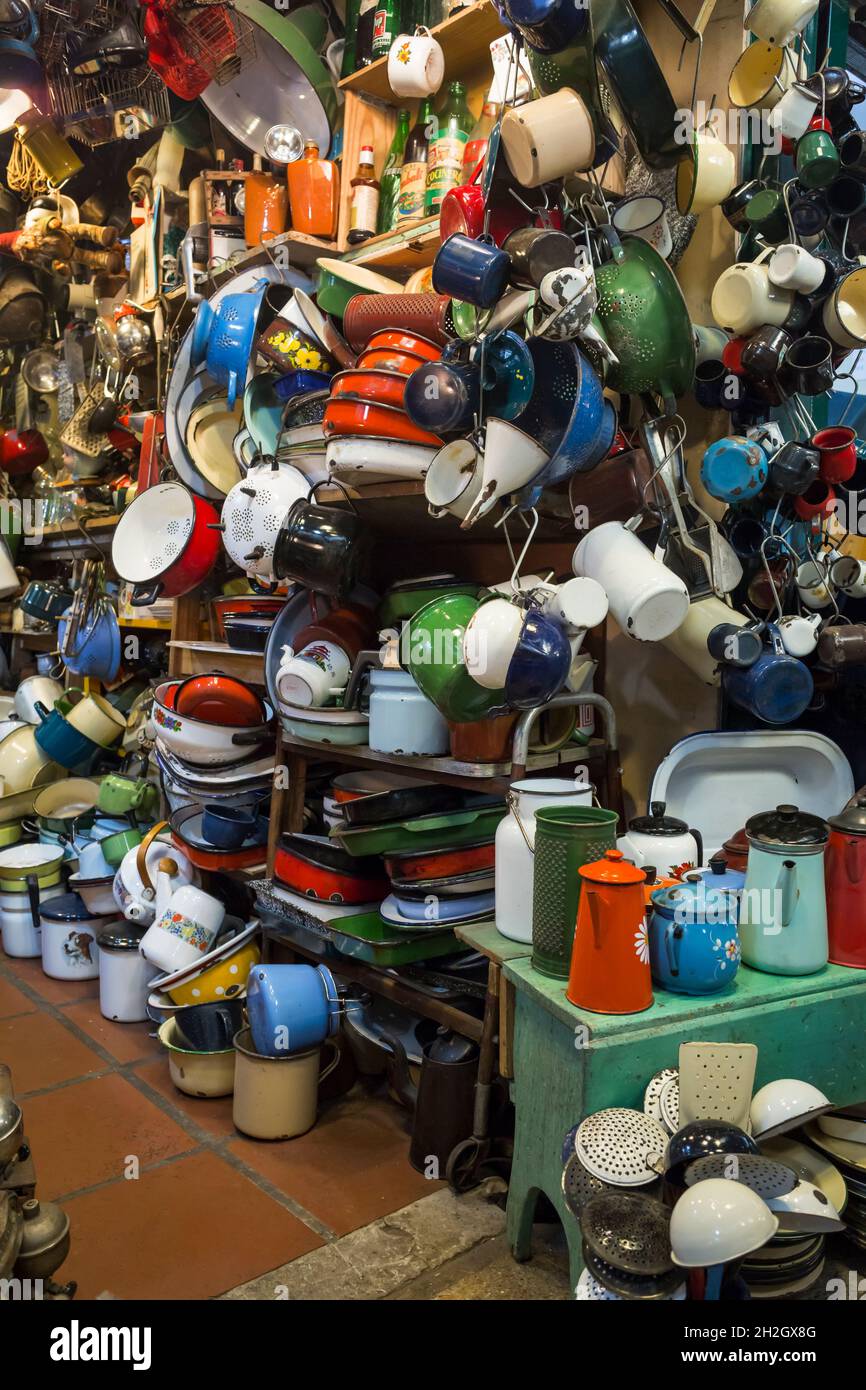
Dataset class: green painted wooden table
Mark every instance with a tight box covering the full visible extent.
[502,958,866,1290]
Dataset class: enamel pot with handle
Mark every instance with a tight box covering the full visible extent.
[111,481,221,605]
[826,795,866,968]
[739,804,829,976]
[617,800,703,878]
[567,849,652,1014]
[648,873,741,995]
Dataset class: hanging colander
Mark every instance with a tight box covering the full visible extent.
[562,1153,614,1217]
[593,233,695,405]
[580,1191,674,1276]
[515,337,616,487]
[576,1108,668,1187]
[220,460,308,581]
[684,1153,798,1200]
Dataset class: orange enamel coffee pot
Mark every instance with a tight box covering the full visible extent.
[567,849,653,1015]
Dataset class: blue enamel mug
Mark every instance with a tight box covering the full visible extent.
[246,963,341,1057]
[432,233,512,309]
[649,877,741,995]
[33,704,102,770]
[722,624,813,724]
[503,0,589,54]
[404,356,481,433]
[699,435,768,504]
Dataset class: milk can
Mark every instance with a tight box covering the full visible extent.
[495,777,594,943]
[97,924,150,1022]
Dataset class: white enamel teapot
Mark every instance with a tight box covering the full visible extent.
[617,800,703,878]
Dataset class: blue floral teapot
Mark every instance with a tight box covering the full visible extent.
[649,871,741,995]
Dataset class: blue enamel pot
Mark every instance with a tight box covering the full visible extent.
[503,608,571,708]
[246,963,341,1057]
[700,435,768,504]
[33,705,102,771]
[58,604,121,682]
[649,878,741,995]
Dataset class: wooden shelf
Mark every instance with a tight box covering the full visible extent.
[342,217,439,272]
[220,229,338,283]
[167,640,266,685]
[339,0,506,103]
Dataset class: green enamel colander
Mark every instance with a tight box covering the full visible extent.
[593,233,696,405]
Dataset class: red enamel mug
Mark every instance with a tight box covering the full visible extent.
[813,425,857,483]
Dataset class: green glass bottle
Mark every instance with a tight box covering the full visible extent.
[371,0,401,61]
[341,0,361,77]
[396,98,436,226]
[377,108,411,234]
[424,81,473,216]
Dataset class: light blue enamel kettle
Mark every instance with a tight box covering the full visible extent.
[648,868,741,996]
[739,804,829,976]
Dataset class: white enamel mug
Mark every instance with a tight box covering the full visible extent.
[573,522,690,642]
[277,640,351,708]
[676,126,737,215]
[746,0,820,46]
[822,267,866,350]
[777,612,822,656]
[463,597,525,689]
[831,553,866,597]
[768,242,826,293]
[612,195,672,259]
[541,576,609,632]
[500,87,595,187]
[424,439,484,521]
[796,560,833,610]
[693,324,731,365]
[539,252,595,310]
[770,81,821,141]
[711,247,794,335]
[387,31,445,98]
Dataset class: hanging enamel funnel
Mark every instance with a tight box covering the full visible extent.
[460,418,549,528]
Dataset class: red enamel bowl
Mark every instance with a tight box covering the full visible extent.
[330,369,408,409]
[356,346,433,376]
[322,395,443,446]
[174,673,266,727]
[363,330,442,361]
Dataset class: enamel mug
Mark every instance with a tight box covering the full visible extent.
[768,242,826,293]
[822,267,866,349]
[746,0,819,45]
[424,439,484,520]
[387,31,445,98]
[711,248,794,336]
[432,233,511,309]
[776,611,822,656]
[796,128,840,191]
[677,125,737,215]
[831,553,866,597]
[770,80,821,140]
[500,87,595,187]
[139,884,226,975]
[693,324,730,365]
[573,522,689,643]
[796,559,833,609]
[612,195,672,259]
[700,436,768,504]
[277,640,351,708]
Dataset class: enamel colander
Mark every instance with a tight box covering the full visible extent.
[683,1153,798,1200]
[581,1191,674,1276]
[576,1108,668,1187]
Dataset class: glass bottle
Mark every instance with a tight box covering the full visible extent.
[356,0,378,68]
[372,0,401,61]
[341,0,361,77]
[425,81,473,215]
[377,108,410,234]
[286,140,340,239]
[462,97,499,180]
[395,98,435,226]
[348,145,380,244]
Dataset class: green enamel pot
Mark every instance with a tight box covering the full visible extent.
[405,593,506,724]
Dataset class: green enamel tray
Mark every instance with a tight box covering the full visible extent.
[331,803,506,858]
[327,911,459,966]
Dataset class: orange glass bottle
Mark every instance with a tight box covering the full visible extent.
[244,155,289,246]
[287,139,340,239]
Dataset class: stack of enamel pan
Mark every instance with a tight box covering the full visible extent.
[324,331,444,484]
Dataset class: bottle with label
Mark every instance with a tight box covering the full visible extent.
[348,145,381,244]
[425,82,473,215]
[377,109,410,234]
[372,0,401,60]
[286,140,340,238]
[356,0,378,68]
[244,154,289,246]
[396,98,435,226]
[462,97,499,181]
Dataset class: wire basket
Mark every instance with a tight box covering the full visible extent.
[46,65,171,146]
[162,1,257,85]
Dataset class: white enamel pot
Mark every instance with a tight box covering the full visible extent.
[711,247,795,336]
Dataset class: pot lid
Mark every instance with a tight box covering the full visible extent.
[746,804,829,848]
[97,924,144,950]
[829,793,866,834]
[580,849,646,884]
[39,892,102,922]
[426,1027,479,1064]
[628,801,689,837]
[650,873,738,920]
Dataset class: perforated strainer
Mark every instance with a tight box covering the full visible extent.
[678,1042,757,1132]
[581,1192,673,1276]
[659,1075,680,1136]
[584,1244,686,1300]
[684,1153,798,1200]
[576,1268,623,1300]
[576,1108,668,1187]
[562,1153,614,1217]
[644,1067,677,1126]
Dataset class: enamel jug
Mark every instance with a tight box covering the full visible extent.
[495,776,593,943]
[826,794,866,968]
[648,870,741,995]
[739,804,829,976]
[567,850,652,1014]
[617,800,703,879]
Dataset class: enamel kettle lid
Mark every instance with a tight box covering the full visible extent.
[828,794,866,835]
[746,804,829,848]
[628,801,689,837]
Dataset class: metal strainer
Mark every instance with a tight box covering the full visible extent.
[584,1244,686,1300]
[581,1191,673,1276]
[659,1075,680,1136]
[576,1268,623,1300]
[562,1153,614,1217]
[684,1153,798,1200]
[576,1108,668,1187]
[644,1067,677,1126]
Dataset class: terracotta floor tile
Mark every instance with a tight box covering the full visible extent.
[0,1012,106,1095]
[2,954,99,1005]
[0,973,36,1018]
[23,1073,197,1200]
[133,1056,238,1139]
[56,1152,324,1299]
[59,1001,162,1066]
[228,1093,437,1236]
